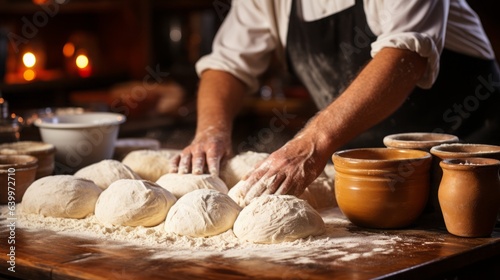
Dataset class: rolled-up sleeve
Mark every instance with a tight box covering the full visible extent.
[367,0,449,88]
[195,0,277,93]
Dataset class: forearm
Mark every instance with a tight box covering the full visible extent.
[196,70,248,135]
[306,47,428,154]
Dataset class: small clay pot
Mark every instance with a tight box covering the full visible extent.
[383,132,459,151]
[0,155,38,204]
[430,143,500,215]
[438,158,500,237]
[333,148,432,229]
[0,141,55,178]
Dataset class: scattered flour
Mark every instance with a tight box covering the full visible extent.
[0,206,404,265]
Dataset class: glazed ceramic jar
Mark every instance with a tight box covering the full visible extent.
[333,148,432,229]
[438,158,500,237]
[383,132,459,151]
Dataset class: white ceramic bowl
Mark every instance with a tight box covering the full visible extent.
[34,112,126,173]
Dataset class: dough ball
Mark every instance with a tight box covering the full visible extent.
[220,151,269,189]
[164,189,241,237]
[156,173,228,199]
[233,195,325,244]
[113,138,161,161]
[323,163,336,180]
[74,159,140,190]
[22,175,102,219]
[299,177,337,210]
[122,149,180,182]
[95,179,176,227]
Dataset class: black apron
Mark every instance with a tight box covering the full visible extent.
[286,0,500,148]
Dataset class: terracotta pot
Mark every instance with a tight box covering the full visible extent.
[0,155,38,204]
[333,148,432,229]
[438,158,500,237]
[430,143,500,215]
[0,141,55,178]
[383,132,459,151]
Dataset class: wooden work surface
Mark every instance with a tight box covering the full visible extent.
[1,208,499,280]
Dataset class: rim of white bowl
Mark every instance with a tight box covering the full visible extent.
[34,112,126,129]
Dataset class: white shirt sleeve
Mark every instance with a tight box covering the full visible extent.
[366,0,449,89]
[195,0,277,93]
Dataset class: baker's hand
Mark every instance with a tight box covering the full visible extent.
[169,127,232,176]
[235,132,329,205]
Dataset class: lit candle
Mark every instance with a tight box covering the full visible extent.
[76,54,91,77]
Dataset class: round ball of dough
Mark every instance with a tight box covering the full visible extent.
[233,195,325,244]
[164,189,241,237]
[220,151,269,189]
[22,175,102,219]
[299,177,337,210]
[95,179,176,227]
[122,149,180,181]
[156,173,228,199]
[74,159,140,190]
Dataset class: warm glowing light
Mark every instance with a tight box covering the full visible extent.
[75,54,89,69]
[22,52,37,68]
[63,42,75,57]
[23,69,36,81]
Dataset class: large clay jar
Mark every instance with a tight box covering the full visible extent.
[438,158,500,237]
[383,132,459,151]
[430,143,500,215]
[333,148,432,229]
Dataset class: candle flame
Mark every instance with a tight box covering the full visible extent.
[22,52,36,68]
[76,54,89,69]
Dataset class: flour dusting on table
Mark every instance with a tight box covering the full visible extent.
[1,205,402,265]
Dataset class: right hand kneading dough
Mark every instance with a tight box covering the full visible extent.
[22,175,102,219]
[95,179,176,227]
[233,195,325,244]
[164,189,241,237]
[156,173,228,199]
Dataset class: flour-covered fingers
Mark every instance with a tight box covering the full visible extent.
[275,176,296,196]
[168,154,181,173]
[261,173,286,195]
[178,153,192,174]
[191,152,205,175]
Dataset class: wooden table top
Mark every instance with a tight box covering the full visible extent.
[1,208,499,280]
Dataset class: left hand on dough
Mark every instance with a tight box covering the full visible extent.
[235,132,329,205]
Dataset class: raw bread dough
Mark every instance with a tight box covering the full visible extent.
[233,195,325,244]
[95,179,176,227]
[113,138,161,161]
[21,175,102,219]
[220,151,269,189]
[164,189,241,237]
[122,149,180,182]
[299,177,337,210]
[156,173,228,199]
[74,159,140,190]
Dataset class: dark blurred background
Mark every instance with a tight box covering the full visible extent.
[0,0,498,152]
